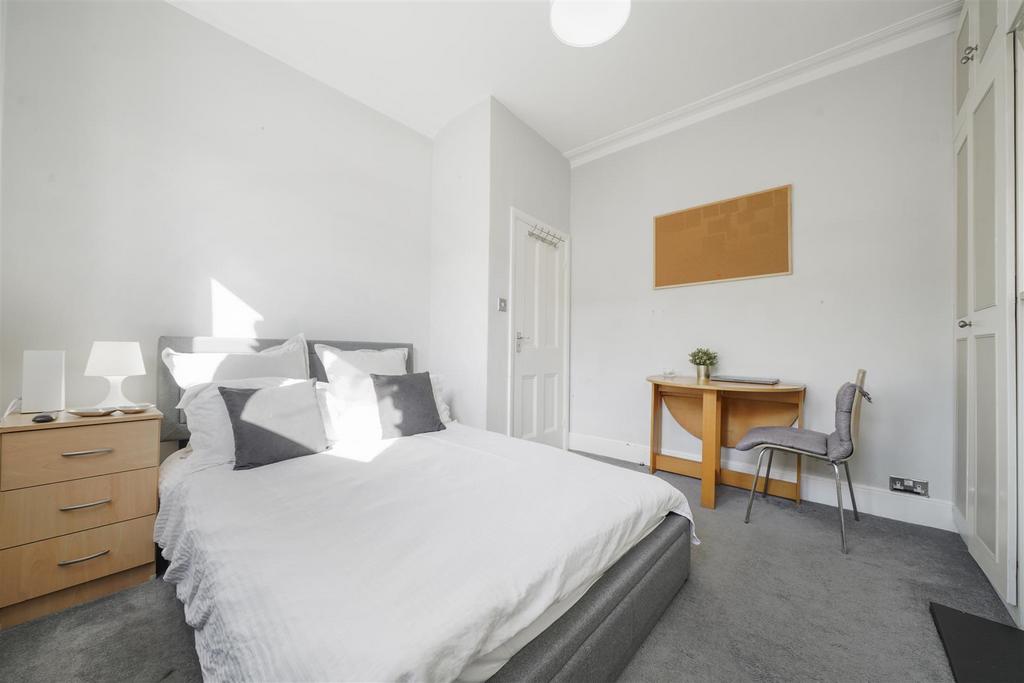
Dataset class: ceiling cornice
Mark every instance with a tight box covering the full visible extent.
[566,1,963,168]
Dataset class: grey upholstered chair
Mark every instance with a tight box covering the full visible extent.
[739,370,870,553]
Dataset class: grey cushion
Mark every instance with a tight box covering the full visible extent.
[825,382,859,461]
[219,379,327,470]
[371,372,446,438]
[735,426,828,456]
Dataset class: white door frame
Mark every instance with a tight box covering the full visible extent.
[1002,20,1022,618]
[1013,24,1024,626]
[507,207,571,447]
[989,24,1018,608]
[1003,25,1020,611]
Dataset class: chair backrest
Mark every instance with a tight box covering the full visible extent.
[829,369,868,462]
[850,368,867,451]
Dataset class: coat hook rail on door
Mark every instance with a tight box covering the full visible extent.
[527,224,565,247]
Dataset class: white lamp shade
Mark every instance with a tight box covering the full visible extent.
[84,341,146,377]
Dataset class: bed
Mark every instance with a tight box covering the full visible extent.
[155,337,693,682]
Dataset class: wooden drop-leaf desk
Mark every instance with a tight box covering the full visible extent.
[648,375,806,509]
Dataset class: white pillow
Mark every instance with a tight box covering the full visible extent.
[179,377,302,469]
[314,345,408,388]
[315,382,342,443]
[319,383,380,443]
[162,334,309,390]
[429,373,453,424]
[314,346,409,443]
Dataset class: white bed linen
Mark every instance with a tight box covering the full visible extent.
[156,424,692,682]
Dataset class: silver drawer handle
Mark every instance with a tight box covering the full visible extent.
[61,448,113,458]
[57,549,110,566]
[59,498,112,512]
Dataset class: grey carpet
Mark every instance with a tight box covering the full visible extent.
[619,460,1013,683]
[0,573,199,682]
[0,457,1011,682]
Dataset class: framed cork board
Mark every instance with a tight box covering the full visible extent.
[654,185,792,288]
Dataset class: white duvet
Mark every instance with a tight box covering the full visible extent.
[156,424,692,682]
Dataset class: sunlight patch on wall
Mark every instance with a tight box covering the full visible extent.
[210,278,263,337]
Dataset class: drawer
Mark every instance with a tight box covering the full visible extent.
[0,468,157,549]
[0,515,154,607]
[0,420,158,490]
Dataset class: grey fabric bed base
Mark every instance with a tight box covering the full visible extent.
[491,512,691,683]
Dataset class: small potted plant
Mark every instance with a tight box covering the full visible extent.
[689,347,718,383]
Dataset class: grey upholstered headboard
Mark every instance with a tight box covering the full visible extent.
[156,336,414,444]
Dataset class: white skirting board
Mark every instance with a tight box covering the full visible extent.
[569,432,955,532]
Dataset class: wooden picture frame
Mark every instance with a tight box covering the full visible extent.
[654,185,792,289]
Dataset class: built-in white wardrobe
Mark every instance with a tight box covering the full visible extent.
[952,0,1023,626]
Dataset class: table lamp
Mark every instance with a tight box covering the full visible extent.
[85,341,146,407]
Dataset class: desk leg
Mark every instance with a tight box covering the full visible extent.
[649,385,661,474]
[701,391,722,509]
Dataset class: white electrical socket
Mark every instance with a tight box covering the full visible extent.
[889,476,929,497]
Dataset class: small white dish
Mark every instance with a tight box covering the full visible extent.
[113,403,154,414]
[66,407,117,417]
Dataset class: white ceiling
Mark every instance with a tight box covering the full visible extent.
[172,0,948,155]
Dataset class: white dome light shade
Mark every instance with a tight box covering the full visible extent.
[550,0,631,48]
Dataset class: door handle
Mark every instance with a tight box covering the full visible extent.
[957,320,973,328]
[515,332,530,352]
[960,44,978,64]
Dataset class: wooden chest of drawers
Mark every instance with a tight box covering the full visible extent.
[0,409,161,629]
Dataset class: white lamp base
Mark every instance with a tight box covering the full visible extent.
[98,376,130,408]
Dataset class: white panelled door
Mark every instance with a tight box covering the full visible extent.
[511,211,569,448]
[952,1,1015,605]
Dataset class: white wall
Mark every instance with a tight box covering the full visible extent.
[0,0,6,401]
[428,100,492,428]
[1,0,432,407]
[428,97,569,431]
[569,38,955,524]
[1010,0,1024,32]
[486,99,570,432]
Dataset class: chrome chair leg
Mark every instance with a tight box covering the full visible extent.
[762,449,774,498]
[844,461,860,521]
[795,454,801,508]
[745,448,768,523]
[832,463,848,553]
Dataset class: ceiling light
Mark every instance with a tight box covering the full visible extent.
[550,0,631,48]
